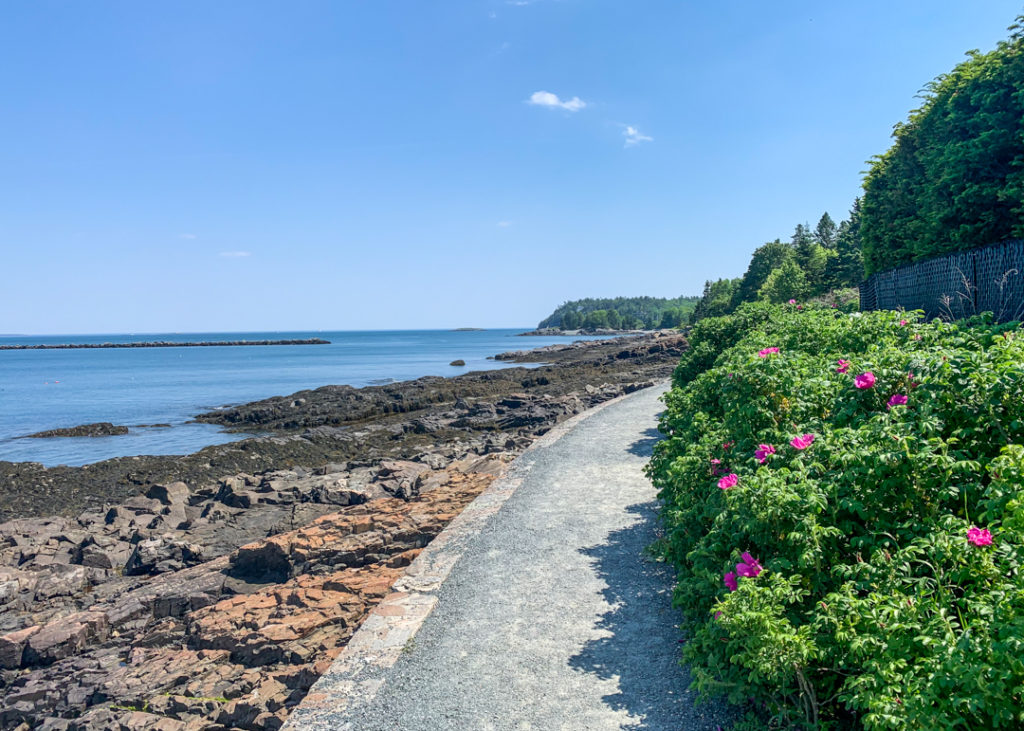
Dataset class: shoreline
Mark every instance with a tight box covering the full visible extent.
[0,331,687,730]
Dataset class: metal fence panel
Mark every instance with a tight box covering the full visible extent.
[860,239,1024,322]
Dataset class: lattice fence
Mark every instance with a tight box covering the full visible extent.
[859,239,1024,322]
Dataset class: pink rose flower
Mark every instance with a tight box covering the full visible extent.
[788,299,796,305]
[836,359,850,374]
[758,347,780,358]
[967,526,993,547]
[717,473,738,490]
[855,372,876,389]
[887,394,908,409]
[754,444,775,464]
[900,319,908,326]
[722,441,734,451]
[710,458,723,476]
[790,433,815,450]
[736,552,763,577]
[723,572,738,592]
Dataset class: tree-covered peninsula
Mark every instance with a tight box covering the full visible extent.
[536,295,700,331]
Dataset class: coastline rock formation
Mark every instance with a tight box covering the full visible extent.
[0,332,687,729]
[0,340,329,351]
[25,423,130,439]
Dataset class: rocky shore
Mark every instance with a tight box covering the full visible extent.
[0,331,686,730]
[25,424,130,439]
[515,327,648,336]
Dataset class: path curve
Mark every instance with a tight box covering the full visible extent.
[286,384,734,730]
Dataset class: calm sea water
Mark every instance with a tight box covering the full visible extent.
[0,329,607,467]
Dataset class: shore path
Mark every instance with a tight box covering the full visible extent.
[285,384,734,730]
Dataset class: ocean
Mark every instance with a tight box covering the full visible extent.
[0,329,607,467]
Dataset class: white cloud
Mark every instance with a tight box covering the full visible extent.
[527,90,587,112]
[219,251,251,258]
[497,221,513,227]
[179,233,197,239]
[623,125,653,147]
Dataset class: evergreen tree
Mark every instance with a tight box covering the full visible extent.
[560,310,581,330]
[831,198,865,287]
[690,278,740,323]
[792,223,816,259]
[814,212,838,249]
[861,17,1024,273]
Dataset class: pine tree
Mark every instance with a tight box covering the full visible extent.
[833,198,865,286]
[814,212,838,249]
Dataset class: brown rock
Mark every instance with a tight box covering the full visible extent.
[0,624,39,668]
[24,611,109,666]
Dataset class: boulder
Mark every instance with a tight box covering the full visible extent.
[144,482,190,507]
[24,612,108,666]
[0,625,39,668]
[124,539,205,577]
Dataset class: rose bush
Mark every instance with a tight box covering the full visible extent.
[648,303,1024,729]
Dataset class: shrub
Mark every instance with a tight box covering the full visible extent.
[648,302,1024,729]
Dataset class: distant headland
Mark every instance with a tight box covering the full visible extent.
[0,339,330,350]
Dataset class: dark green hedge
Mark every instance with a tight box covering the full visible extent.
[861,20,1024,275]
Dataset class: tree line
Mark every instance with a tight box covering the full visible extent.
[537,295,700,330]
[690,205,864,322]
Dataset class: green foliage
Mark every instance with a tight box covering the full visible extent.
[759,259,811,304]
[537,295,699,330]
[733,241,795,307]
[830,199,865,288]
[815,213,838,250]
[691,279,741,323]
[692,211,864,325]
[861,18,1024,274]
[649,303,1024,729]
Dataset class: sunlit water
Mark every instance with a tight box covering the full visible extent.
[0,329,609,466]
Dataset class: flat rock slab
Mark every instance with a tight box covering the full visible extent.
[286,384,734,730]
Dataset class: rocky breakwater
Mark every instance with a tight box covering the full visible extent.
[0,331,686,729]
[0,340,329,351]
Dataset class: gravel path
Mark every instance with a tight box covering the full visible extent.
[296,384,735,730]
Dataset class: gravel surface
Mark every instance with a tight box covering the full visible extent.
[323,384,736,730]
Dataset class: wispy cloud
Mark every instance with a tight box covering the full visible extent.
[623,125,653,147]
[219,251,251,258]
[179,233,197,240]
[527,90,587,112]
[497,221,513,228]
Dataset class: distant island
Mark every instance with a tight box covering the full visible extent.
[535,295,699,331]
[451,328,485,332]
[0,339,330,351]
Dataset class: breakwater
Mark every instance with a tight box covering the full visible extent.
[0,338,330,350]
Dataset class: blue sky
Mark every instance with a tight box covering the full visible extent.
[2,1,1022,333]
